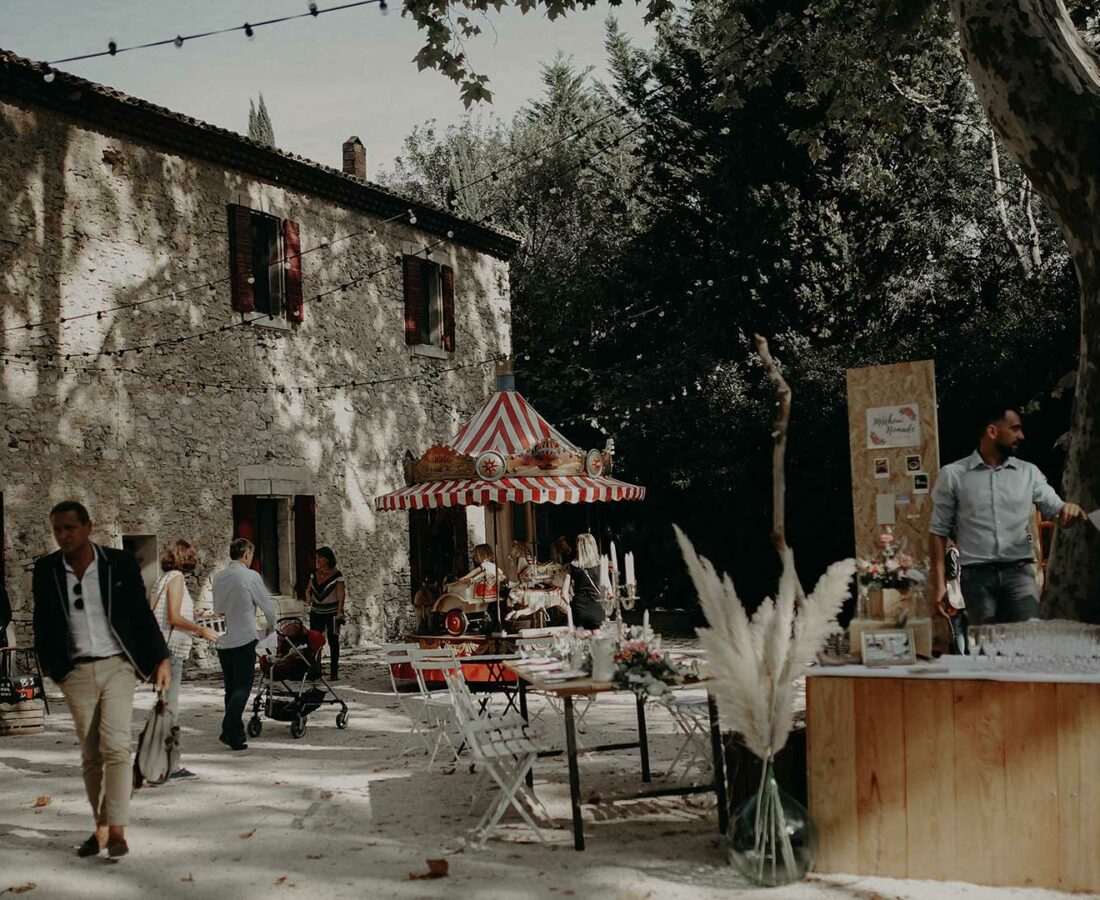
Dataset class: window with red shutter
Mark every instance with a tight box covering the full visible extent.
[404,255,454,351]
[284,219,304,323]
[231,494,262,574]
[403,255,425,345]
[441,265,455,352]
[227,205,255,312]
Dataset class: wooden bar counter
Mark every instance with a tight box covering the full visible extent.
[806,660,1100,892]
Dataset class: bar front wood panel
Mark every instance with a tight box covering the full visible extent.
[808,677,1100,892]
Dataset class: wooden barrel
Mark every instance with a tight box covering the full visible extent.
[0,699,45,736]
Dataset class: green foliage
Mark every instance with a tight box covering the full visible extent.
[384,1,1079,606]
[248,93,276,148]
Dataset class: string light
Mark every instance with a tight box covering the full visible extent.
[43,1,385,67]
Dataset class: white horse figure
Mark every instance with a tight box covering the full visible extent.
[506,542,570,622]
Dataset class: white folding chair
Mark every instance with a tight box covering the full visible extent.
[381,642,430,756]
[409,649,464,771]
[662,690,713,781]
[441,666,552,847]
[515,636,593,738]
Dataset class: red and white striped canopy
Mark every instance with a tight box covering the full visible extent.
[375,475,645,510]
[450,390,578,456]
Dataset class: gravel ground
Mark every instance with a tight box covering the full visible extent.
[0,646,1089,900]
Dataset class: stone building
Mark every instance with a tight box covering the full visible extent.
[0,49,517,647]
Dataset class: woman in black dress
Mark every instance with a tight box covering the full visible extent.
[306,546,345,680]
[568,533,607,630]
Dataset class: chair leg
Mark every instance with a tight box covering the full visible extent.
[474,754,544,847]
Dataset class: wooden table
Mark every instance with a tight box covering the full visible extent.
[506,659,729,850]
[806,659,1100,892]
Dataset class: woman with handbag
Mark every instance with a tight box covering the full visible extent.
[569,533,608,630]
[151,539,217,779]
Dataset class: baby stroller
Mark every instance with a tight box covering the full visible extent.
[248,617,349,739]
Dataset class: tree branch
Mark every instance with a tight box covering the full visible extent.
[989,130,1032,275]
[753,333,792,557]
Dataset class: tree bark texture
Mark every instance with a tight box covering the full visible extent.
[952,0,1100,621]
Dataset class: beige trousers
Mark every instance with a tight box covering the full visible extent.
[59,655,137,826]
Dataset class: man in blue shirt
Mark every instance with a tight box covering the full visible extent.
[928,404,1086,624]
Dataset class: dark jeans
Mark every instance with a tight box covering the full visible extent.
[217,641,257,744]
[960,561,1040,625]
[309,612,340,679]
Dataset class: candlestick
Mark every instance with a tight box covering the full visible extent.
[610,541,618,577]
[598,555,611,591]
[625,551,635,587]
[566,601,574,631]
[643,608,650,631]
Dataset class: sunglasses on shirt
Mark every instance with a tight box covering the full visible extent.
[72,582,84,610]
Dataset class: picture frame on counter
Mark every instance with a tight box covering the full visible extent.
[861,628,917,667]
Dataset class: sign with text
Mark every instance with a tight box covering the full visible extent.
[866,404,921,449]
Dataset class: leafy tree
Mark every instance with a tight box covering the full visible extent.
[386,4,1081,613]
[248,93,276,147]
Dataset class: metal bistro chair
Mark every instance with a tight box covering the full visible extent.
[441,665,552,848]
[661,690,713,782]
[380,642,430,757]
[408,648,465,771]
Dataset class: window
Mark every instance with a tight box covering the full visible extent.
[227,205,304,323]
[403,255,455,351]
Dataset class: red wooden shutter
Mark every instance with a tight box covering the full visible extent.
[231,495,262,573]
[284,219,304,323]
[227,205,255,312]
[403,255,424,345]
[441,264,456,352]
[293,495,316,600]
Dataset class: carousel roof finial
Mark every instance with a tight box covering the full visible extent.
[494,356,515,392]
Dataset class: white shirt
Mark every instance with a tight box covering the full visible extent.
[65,546,124,659]
[212,561,278,650]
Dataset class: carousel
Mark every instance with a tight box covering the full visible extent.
[374,360,645,654]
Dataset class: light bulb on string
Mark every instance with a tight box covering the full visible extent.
[108,39,118,56]
[43,69,55,83]
[308,2,319,14]
[244,23,254,39]
[173,35,184,48]
[379,0,389,12]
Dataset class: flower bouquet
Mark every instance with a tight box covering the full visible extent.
[611,640,685,698]
[855,527,922,591]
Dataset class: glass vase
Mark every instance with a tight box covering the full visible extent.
[727,757,816,887]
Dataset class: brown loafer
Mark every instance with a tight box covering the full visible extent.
[106,837,129,858]
[76,834,102,857]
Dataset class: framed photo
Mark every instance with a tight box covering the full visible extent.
[912,472,930,494]
[873,457,890,479]
[906,454,922,472]
[861,628,917,667]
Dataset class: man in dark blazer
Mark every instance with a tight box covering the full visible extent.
[32,500,170,859]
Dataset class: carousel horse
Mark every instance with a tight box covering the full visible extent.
[506,542,569,623]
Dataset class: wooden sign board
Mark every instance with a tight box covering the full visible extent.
[846,361,939,564]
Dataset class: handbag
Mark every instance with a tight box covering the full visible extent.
[132,693,180,788]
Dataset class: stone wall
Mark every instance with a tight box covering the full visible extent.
[0,97,511,649]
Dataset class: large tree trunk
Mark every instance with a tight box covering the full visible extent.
[952,0,1100,621]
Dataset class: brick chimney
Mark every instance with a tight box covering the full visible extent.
[342,136,366,181]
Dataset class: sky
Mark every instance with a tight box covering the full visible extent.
[2,0,661,175]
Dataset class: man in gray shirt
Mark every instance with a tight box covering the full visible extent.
[212,538,277,750]
[929,403,1085,624]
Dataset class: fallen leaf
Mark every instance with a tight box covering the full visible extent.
[1,886,36,895]
[180,874,194,883]
[306,854,324,860]
[274,876,288,886]
[239,828,256,839]
[32,797,51,808]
